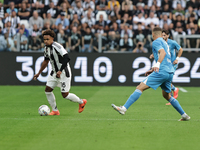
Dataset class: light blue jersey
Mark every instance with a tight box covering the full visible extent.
[167,39,181,70]
[152,37,174,73]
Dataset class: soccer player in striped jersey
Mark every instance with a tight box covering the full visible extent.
[33,29,87,115]
[162,30,183,105]
[112,27,190,121]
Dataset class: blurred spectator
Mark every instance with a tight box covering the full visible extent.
[159,14,172,29]
[145,11,159,28]
[57,0,71,10]
[44,13,55,27]
[160,3,172,20]
[146,23,155,51]
[81,27,94,52]
[186,0,198,10]
[172,14,186,32]
[161,0,172,11]
[185,6,198,23]
[72,1,84,20]
[68,26,81,52]
[31,1,43,17]
[148,5,158,18]
[96,24,107,37]
[108,4,121,20]
[6,2,18,15]
[18,2,30,20]
[0,34,7,51]
[132,11,145,30]
[71,0,83,8]
[29,11,44,30]
[42,21,51,31]
[55,12,69,32]
[58,2,71,19]
[28,32,41,51]
[31,0,44,9]
[121,0,133,10]
[133,24,146,47]
[106,31,119,52]
[174,26,186,48]
[44,2,59,19]
[120,4,133,21]
[70,13,81,30]
[4,32,16,51]
[121,13,132,30]
[108,0,120,11]
[56,24,68,48]
[4,10,20,29]
[29,24,41,37]
[120,23,133,38]
[83,0,95,11]
[172,3,185,21]
[187,22,197,35]
[3,21,16,38]
[147,0,161,11]
[186,28,199,51]
[95,14,108,31]
[132,41,148,53]
[119,34,133,51]
[163,23,173,39]
[109,22,120,40]
[172,0,186,10]
[81,10,96,30]
[186,14,198,31]
[135,0,148,10]
[14,28,28,51]
[96,0,108,11]
[17,24,29,38]
[134,2,146,18]
[0,2,4,20]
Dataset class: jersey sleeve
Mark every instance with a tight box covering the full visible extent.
[173,40,181,51]
[52,42,67,56]
[152,40,164,52]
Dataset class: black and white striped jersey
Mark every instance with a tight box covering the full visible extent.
[44,42,70,77]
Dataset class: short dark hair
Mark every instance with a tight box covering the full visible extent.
[42,29,56,38]
[162,29,169,35]
[153,27,162,33]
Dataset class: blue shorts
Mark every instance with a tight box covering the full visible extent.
[143,71,174,93]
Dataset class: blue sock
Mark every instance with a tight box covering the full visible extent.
[124,89,142,109]
[169,97,185,115]
[171,84,176,91]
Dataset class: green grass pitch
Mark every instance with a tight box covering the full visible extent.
[0,86,200,150]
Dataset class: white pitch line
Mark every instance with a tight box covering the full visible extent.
[0,118,197,121]
[179,87,188,92]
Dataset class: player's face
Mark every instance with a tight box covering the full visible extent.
[43,35,54,46]
[162,32,168,41]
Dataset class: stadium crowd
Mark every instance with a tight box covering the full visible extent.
[0,0,200,52]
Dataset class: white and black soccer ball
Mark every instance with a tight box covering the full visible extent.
[38,105,50,116]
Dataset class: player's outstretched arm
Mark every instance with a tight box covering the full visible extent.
[33,60,49,80]
[173,47,183,64]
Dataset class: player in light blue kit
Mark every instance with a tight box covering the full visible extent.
[111,27,190,121]
[162,30,183,105]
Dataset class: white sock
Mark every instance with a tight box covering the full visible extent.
[45,92,58,111]
[65,93,83,104]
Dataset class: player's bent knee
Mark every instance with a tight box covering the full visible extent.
[62,92,69,98]
[45,86,53,92]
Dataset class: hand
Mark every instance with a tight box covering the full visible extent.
[56,71,62,78]
[145,69,153,76]
[152,67,159,72]
[33,73,39,80]
[149,54,154,59]
[173,59,178,64]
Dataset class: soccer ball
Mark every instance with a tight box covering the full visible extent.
[38,105,50,116]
